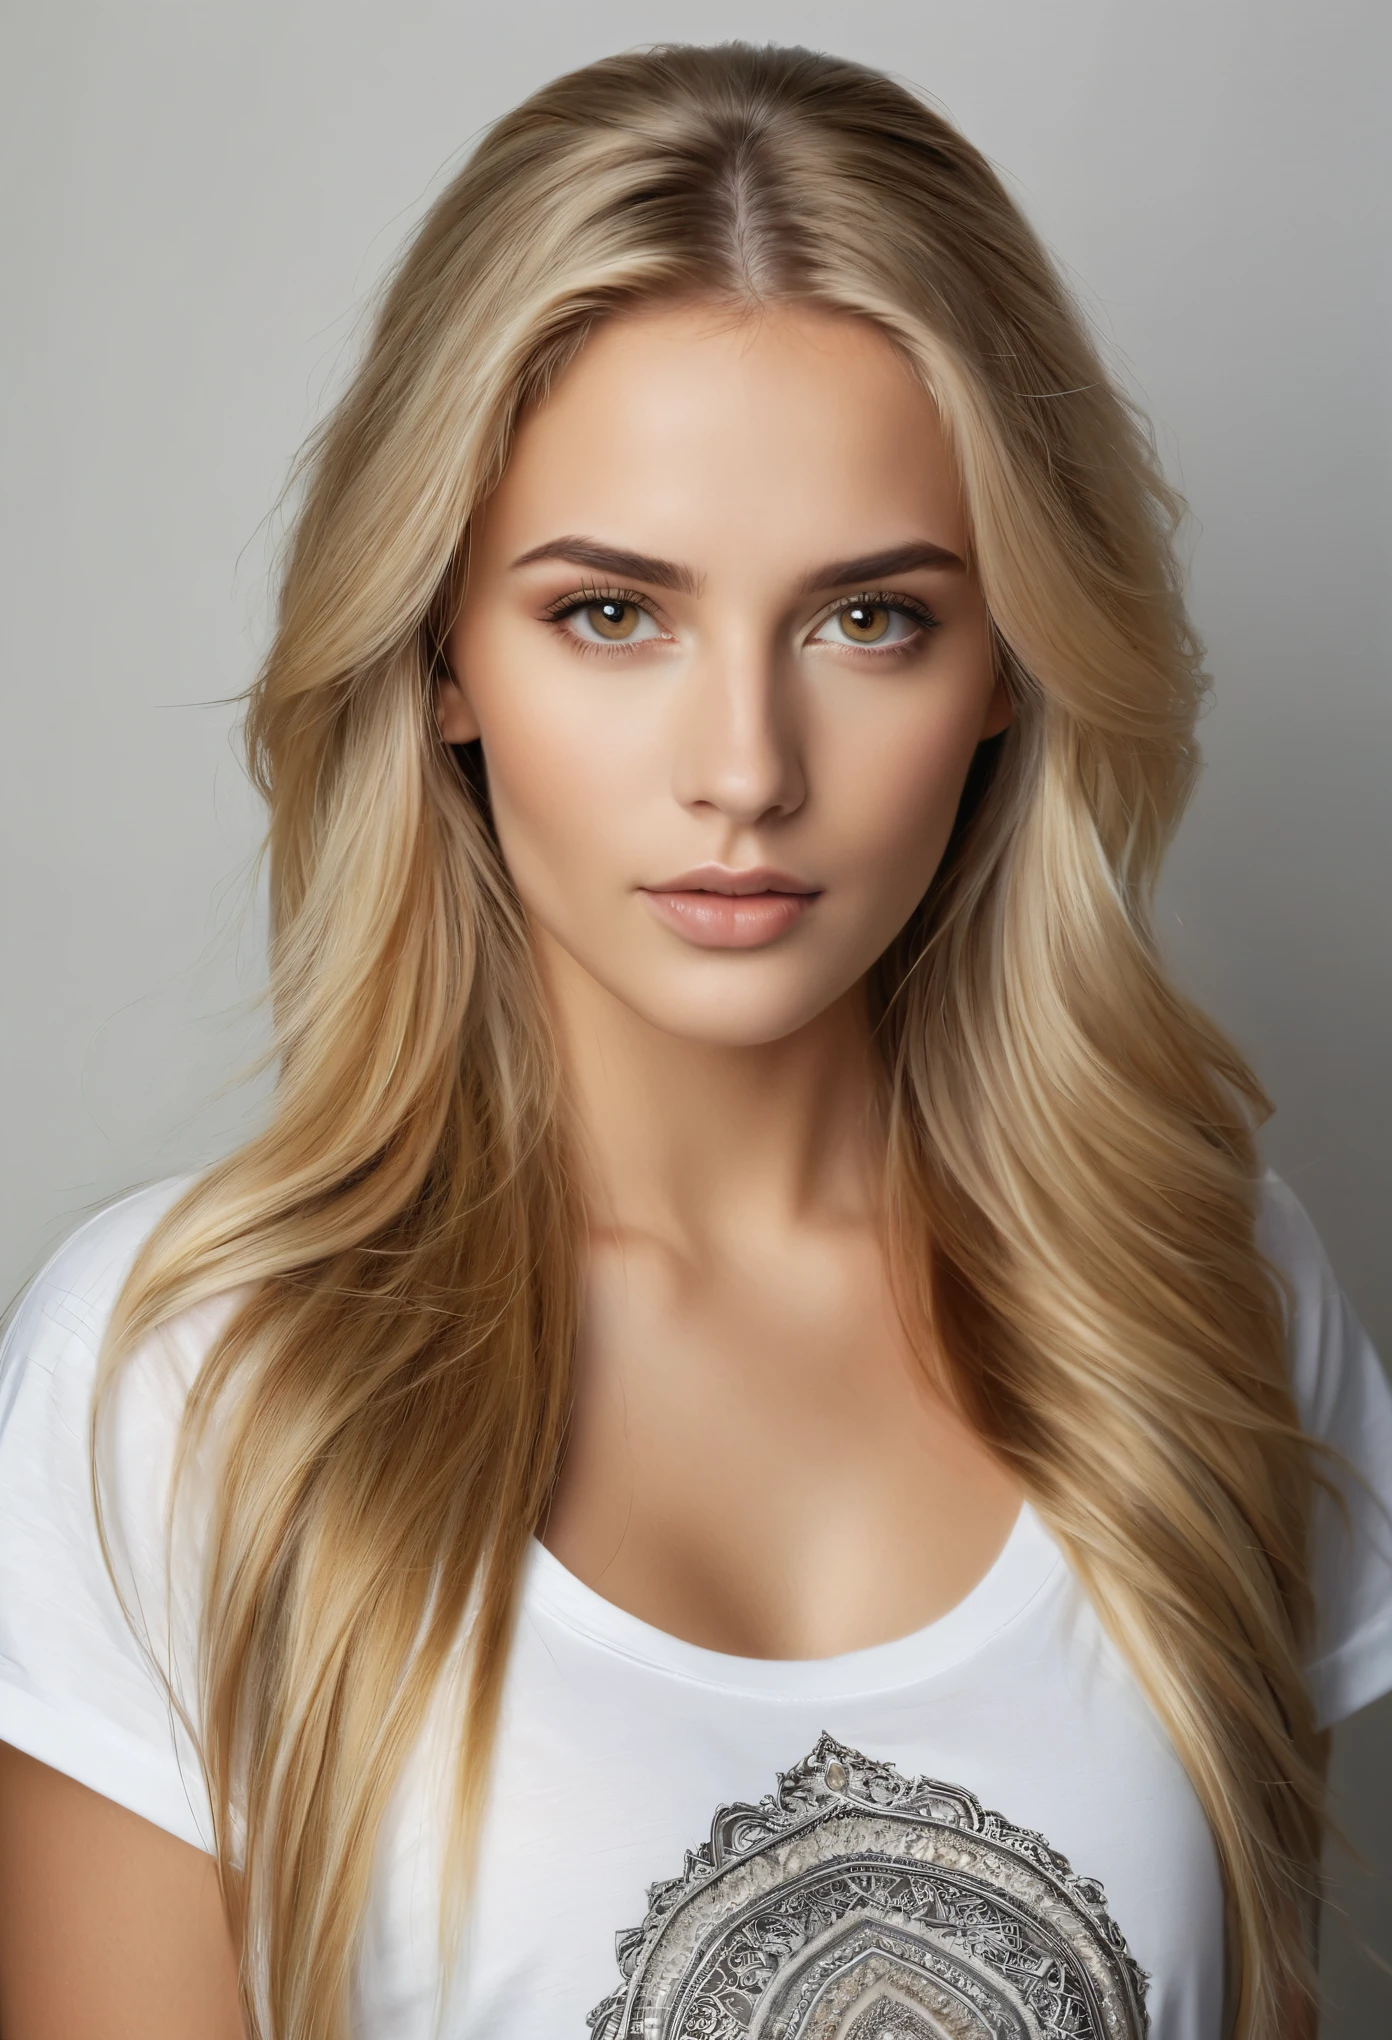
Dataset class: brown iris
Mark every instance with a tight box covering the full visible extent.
[586,599,642,640]
[838,604,891,643]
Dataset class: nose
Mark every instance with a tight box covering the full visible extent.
[670,631,806,826]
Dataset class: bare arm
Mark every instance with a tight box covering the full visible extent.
[0,1742,244,2040]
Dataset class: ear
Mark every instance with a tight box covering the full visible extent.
[433,664,482,744]
[979,672,1013,741]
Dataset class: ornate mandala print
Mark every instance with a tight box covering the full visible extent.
[588,1734,1149,2040]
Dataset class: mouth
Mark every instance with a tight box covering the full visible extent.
[639,865,822,950]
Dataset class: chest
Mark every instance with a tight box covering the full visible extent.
[544,1233,1022,1658]
[358,1554,1227,2040]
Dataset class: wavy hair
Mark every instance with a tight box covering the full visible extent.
[98,42,1323,2039]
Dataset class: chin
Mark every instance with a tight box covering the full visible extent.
[535,915,872,1046]
[621,973,854,1048]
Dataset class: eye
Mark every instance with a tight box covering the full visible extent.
[561,597,665,647]
[811,600,931,651]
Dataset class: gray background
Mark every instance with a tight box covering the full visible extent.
[1,0,1387,2021]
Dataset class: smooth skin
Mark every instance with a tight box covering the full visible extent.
[0,299,1018,2031]
[442,301,1022,1655]
[0,1742,243,2038]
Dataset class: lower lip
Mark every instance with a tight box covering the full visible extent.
[641,889,818,949]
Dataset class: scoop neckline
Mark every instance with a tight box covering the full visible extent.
[522,1500,1063,1700]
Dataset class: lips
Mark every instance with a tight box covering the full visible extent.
[647,864,817,897]
[639,866,821,949]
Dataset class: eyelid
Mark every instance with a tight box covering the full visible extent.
[540,583,670,627]
[806,589,941,645]
[808,588,939,625]
[538,583,939,653]
[541,583,674,657]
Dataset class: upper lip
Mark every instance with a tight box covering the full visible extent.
[643,865,821,896]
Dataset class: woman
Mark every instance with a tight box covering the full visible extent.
[0,40,1387,2040]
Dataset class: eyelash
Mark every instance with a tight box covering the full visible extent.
[540,585,942,658]
[814,589,941,658]
[541,585,661,657]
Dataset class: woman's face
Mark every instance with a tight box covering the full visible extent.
[443,301,1008,1046]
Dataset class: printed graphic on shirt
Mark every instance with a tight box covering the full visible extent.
[589,1732,1148,2039]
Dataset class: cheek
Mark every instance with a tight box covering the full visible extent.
[458,631,653,899]
[817,676,992,902]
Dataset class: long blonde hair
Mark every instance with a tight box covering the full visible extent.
[99,43,1323,2038]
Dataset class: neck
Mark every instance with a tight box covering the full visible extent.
[533,932,885,1250]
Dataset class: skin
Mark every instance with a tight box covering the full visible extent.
[442,301,1023,1655]
[0,297,1326,2040]
[0,1742,243,2038]
[0,298,1022,2032]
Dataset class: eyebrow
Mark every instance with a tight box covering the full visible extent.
[796,542,964,590]
[510,536,701,594]
[509,535,965,596]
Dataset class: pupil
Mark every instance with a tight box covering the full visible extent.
[590,600,635,639]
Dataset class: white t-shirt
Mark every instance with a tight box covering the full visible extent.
[1,1174,1390,2040]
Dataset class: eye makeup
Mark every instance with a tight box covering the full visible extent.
[540,585,671,655]
[538,584,942,660]
[806,590,941,659]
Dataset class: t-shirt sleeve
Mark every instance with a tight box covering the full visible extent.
[1258,1172,1392,1729]
[0,1181,218,1849]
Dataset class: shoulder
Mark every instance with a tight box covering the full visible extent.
[1254,1169,1376,1437]
[1254,1168,1336,1299]
[0,1176,217,1520]
[0,1180,222,1847]
[5,1178,193,1351]
[2,1184,202,1496]
[2,1179,196,1410]
[1256,1173,1392,1725]
[0,1176,243,1602]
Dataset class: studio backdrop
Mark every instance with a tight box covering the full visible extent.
[1,0,1387,2025]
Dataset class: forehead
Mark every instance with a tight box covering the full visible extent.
[476,301,967,578]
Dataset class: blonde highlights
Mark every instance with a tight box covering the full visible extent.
[100,44,1322,2037]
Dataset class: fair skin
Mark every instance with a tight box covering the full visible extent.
[0,1743,243,2040]
[0,299,1018,2029]
[440,300,1021,1654]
